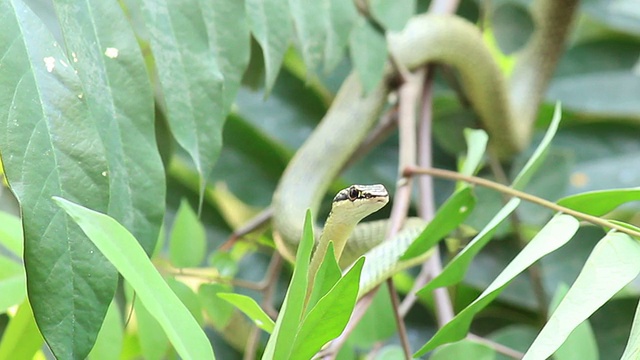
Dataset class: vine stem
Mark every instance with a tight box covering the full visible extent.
[404,166,640,239]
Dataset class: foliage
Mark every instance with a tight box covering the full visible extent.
[1,0,640,359]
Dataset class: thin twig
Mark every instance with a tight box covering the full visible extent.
[404,166,640,239]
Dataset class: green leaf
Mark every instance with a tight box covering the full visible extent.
[54,197,215,360]
[200,0,251,112]
[419,198,520,294]
[135,297,170,360]
[89,301,123,360]
[459,128,488,177]
[169,199,206,267]
[550,284,598,360]
[430,340,496,360]
[53,0,165,254]
[323,0,357,72]
[245,0,292,92]
[306,241,342,312]
[289,0,327,75]
[557,188,640,217]
[523,232,640,360]
[401,186,476,261]
[138,0,225,199]
[621,299,640,360]
[0,263,26,314]
[167,278,204,326]
[512,103,562,190]
[0,2,116,358]
[0,300,43,360]
[289,258,364,360]
[198,283,235,329]
[370,0,415,31]
[218,293,275,333]
[0,211,22,256]
[414,214,579,356]
[263,210,314,359]
[349,18,387,93]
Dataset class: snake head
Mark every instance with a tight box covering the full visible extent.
[332,184,389,222]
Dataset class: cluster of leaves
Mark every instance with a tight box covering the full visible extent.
[1,0,640,359]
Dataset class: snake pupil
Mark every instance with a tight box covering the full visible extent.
[348,187,360,201]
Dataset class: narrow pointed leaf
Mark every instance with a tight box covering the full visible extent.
[349,18,387,93]
[53,0,165,254]
[218,293,275,333]
[415,214,579,356]
[459,129,488,177]
[306,241,342,312]
[549,285,598,360]
[0,2,115,358]
[523,232,640,360]
[621,299,640,360]
[54,197,215,360]
[557,188,640,217]
[419,198,520,293]
[246,0,292,92]
[323,0,357,72]
[169,199,206,268]
[139,0,225,197]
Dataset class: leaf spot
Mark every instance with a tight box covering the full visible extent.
[43,57,55,72]
[101,171,108,177]
[104,47,119,59]
[72,52,79,63]
[459,206,468,213]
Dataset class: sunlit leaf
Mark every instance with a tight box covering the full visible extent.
[218,293,275,333]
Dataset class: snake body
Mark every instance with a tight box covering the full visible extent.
[272,2,578,294]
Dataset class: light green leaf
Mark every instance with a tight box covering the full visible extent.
[401,186,476,261]
[323,0,357,72]
[557,188,640,217]
[167,278,204,326]
[170,199,206,268]
[139,0,225,199]
[370,0,415,31]
[199,283,235,329]
[0,2,115,358]
[512,102,562,190]
[306,241,342,312]
[621,299,640,360]
[263,210,314,359]
[349,18,387,93]
[218,293,275,333]
[54,197,215,360]
[419,198,520,294]
[289,0,327,75]
[459,128,488,177]
[550,284,598,360]
[415,214,579,356]
[0,211,22,256]
[135,297,169,360]
[89,301,123,360]
[245,0,292,92]
[523,232,640,360]
[430,340,496,360]
[0,300,43,360]
[289,258,364,360]
[53,0,164,255]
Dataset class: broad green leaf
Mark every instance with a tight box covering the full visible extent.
[511,103,562,190]
[0,300,43,360]
[54,197,215,360]
[414,214,579,356]
[621,299,640,360]
[557,188,640,217]
[306,241,342,312]
[349,18,387,93]
[169,199,206,267]
[0,2,115,358]
[218,293,275,333]
[0,211,22,256]
[289,0,327,75]
[245,0,292,92]
[323,0,357,72]
[430,340,496,360]
[200,0,251,112]
[547,72,640,118]
[419,198,520,294]
[289,258,364,360]
[53,0,164,255]
[199,283,235,329]
[523,232,640,360]
[549,284,598,360]
[263,210,314,359]
[401,186,476,261]
[139,0,225,199]
[459,128,488,177]
[370,0,415,31]
[89,301,123,360]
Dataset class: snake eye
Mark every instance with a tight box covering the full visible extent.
[348,186,360,201]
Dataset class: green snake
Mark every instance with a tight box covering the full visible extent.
[272,1,578,295]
